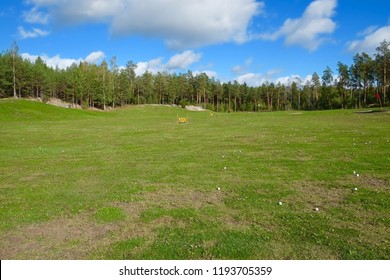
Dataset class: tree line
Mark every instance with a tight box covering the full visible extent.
[1,40,389,111]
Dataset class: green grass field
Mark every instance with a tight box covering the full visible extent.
[0,99,389,259]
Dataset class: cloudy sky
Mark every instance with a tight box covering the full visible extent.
[1,0,389,85]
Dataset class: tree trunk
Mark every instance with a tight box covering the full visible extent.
[137,84,140,105]
[13,63,16,98]
[384,57,387,104]
[228,92,231,112]
[298,91,301,110]
[267,91,271,110]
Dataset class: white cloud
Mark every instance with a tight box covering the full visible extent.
[113,0,263,49]
[21,51,106,69]
[135,58,164,76]
[303,75,313,85]
[275,75,302,85]
[232,65,244,75]
[22,53,82,69]
[18,26,49,39]
[260,0,337,51]
[236,71,308,87]
[166,50,201,70]
[193,70,218,79]
[85,51,105,64]
[26,0,263,49]
[235,68,283,86]
[23,7,49,24]
[236,73,266,87]
[135,50,202,76]
[347,25,390,54]
[30,0,125,23]
[232,58,253,74]
[357,25,378,37]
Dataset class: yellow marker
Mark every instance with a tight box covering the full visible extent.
[177,115,189,124]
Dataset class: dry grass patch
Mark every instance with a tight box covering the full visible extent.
[0,187,228,259]
[137,187,226,209]
[284,181,350,211]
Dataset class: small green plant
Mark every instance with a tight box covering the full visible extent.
[179,99,188,109]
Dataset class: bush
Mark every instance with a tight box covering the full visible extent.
[179,99,188,109]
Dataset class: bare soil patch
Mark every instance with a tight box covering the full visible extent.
[285,181,350,211]
[46,98,82,109]
[185,105,206,111]
[0,187,226,259]
[138,187,225,209]
[346,175,390,192]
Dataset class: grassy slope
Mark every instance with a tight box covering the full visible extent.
[0,99,389,259]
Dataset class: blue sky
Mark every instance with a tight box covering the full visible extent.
[1,0,389,86]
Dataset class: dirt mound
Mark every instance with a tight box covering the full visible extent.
[185,105,206,111]
[46,98,81,109]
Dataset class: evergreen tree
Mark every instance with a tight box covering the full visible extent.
[375,40,390,103]
[337,62,349,108]
[10,41,19,98]
[311,72,321,109]
[322,66,334,109]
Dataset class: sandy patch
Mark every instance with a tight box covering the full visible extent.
[185,105,206,111]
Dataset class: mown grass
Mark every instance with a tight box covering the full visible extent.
[0,99,389,259]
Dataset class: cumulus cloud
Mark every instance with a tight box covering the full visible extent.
[235,68,284,86]
[21,53,81,69]
[357,25,378,37]
[166,50,202,70]
[21,49,203,75]
[347,25,390,54]
[135,58,165,76]
[21,51,106,69]
[26,0,263,49]
[28,0,124,24]
[21,48,206,77]
[135,50,202,76]
[23,7,49,24]
[85,51,105,64]
[302,75,313,85]
[236,73,266,87]
[193,70,218,79]
[275,75,302,85]
[260,0,337,51]
[236,71,308,87]
[232,58,253,75]
[18,26,49,39]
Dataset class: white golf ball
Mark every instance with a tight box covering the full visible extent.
[314,207,319,211]
[353,187,358,191]
[217,187,221,190]
[278,201,283,206]
[356,174,360,177]
[224,166,227,170]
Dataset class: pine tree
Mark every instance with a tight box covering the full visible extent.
[10,41,19,98]
[375,40,390,104]
[337,62,349,108]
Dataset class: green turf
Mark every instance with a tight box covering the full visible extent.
[0,99,389,259]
